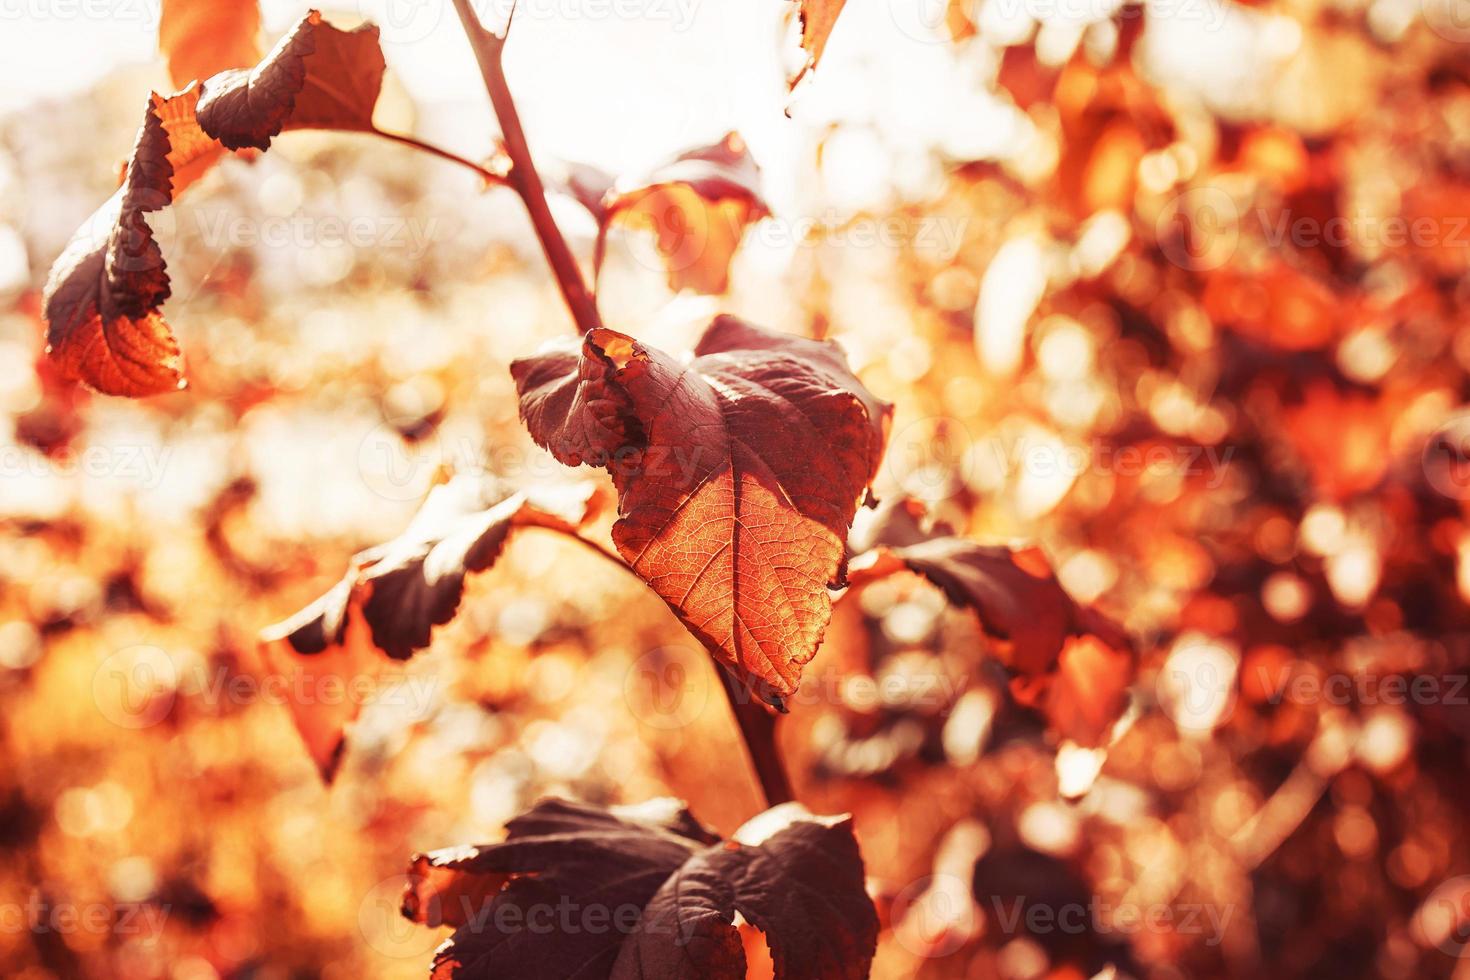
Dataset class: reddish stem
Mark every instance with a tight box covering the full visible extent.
[716,666,796,808]
[450,0,602,336]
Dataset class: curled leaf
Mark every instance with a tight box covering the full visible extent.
[197,9,386,151]
[265,475,599,661]
[512,316,890,707]
[258,474,599,779]
[603,133,769,295]
[41,88,220,397]
[403,797,877,980]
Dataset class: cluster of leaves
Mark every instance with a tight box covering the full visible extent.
[15,0,1470,975]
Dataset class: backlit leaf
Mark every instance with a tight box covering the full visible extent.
[158,0,261,90]
[512,317,890,707]
[41,88,221,397]
[603,133,769,295]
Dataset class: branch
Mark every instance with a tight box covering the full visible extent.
[451,0,602,335]
[371,128,509,186]
[542,521,797,808]
[716,665,797,808]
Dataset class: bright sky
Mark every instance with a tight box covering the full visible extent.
[0,0,991,208]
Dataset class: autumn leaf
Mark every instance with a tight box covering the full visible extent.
[847,501,1133,745]
[159,0,261,90]
[41,87,222,397]
[196,9,386,151]
[602,133,769,295]
[512,316,890,707]
[401,797,878,980]
[258,474,599,779]
[788,0,849,90]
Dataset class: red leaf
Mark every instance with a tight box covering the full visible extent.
[196,9,386,151]
[403,798,877,980]
[847,502,1134,745]
[512,317,890,706]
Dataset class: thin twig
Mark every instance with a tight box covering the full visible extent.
[716,666,796,808]
[538,523,797,809]
[450,0,602,335]
[371,128,509,186]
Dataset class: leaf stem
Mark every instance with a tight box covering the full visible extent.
[450,0,603,335]
[371,128,509,186]
[716,666,796,808]
[542,523,797,809]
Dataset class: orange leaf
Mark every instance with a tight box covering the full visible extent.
[158,0,261,90]
[604,133,769,295]
[789,0,849,90]
[41,90,218,397]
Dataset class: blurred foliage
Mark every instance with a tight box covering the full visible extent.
[4,0,1470,978]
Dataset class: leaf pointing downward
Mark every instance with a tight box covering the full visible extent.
[258,474,598,780]
[42,87,219,396]
[512,316,890,707]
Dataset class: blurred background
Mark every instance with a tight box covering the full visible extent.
[4,0,1470,977]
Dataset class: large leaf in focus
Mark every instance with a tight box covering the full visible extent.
[512,316,890,707]
[789,0,849,90]
[847,501,1133,745]
[258,474,598,779]
[159,0,261,89]
[42,87,221,396]
[401,797,878,980]
[197,9,386,151]
[602,133,768,295]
